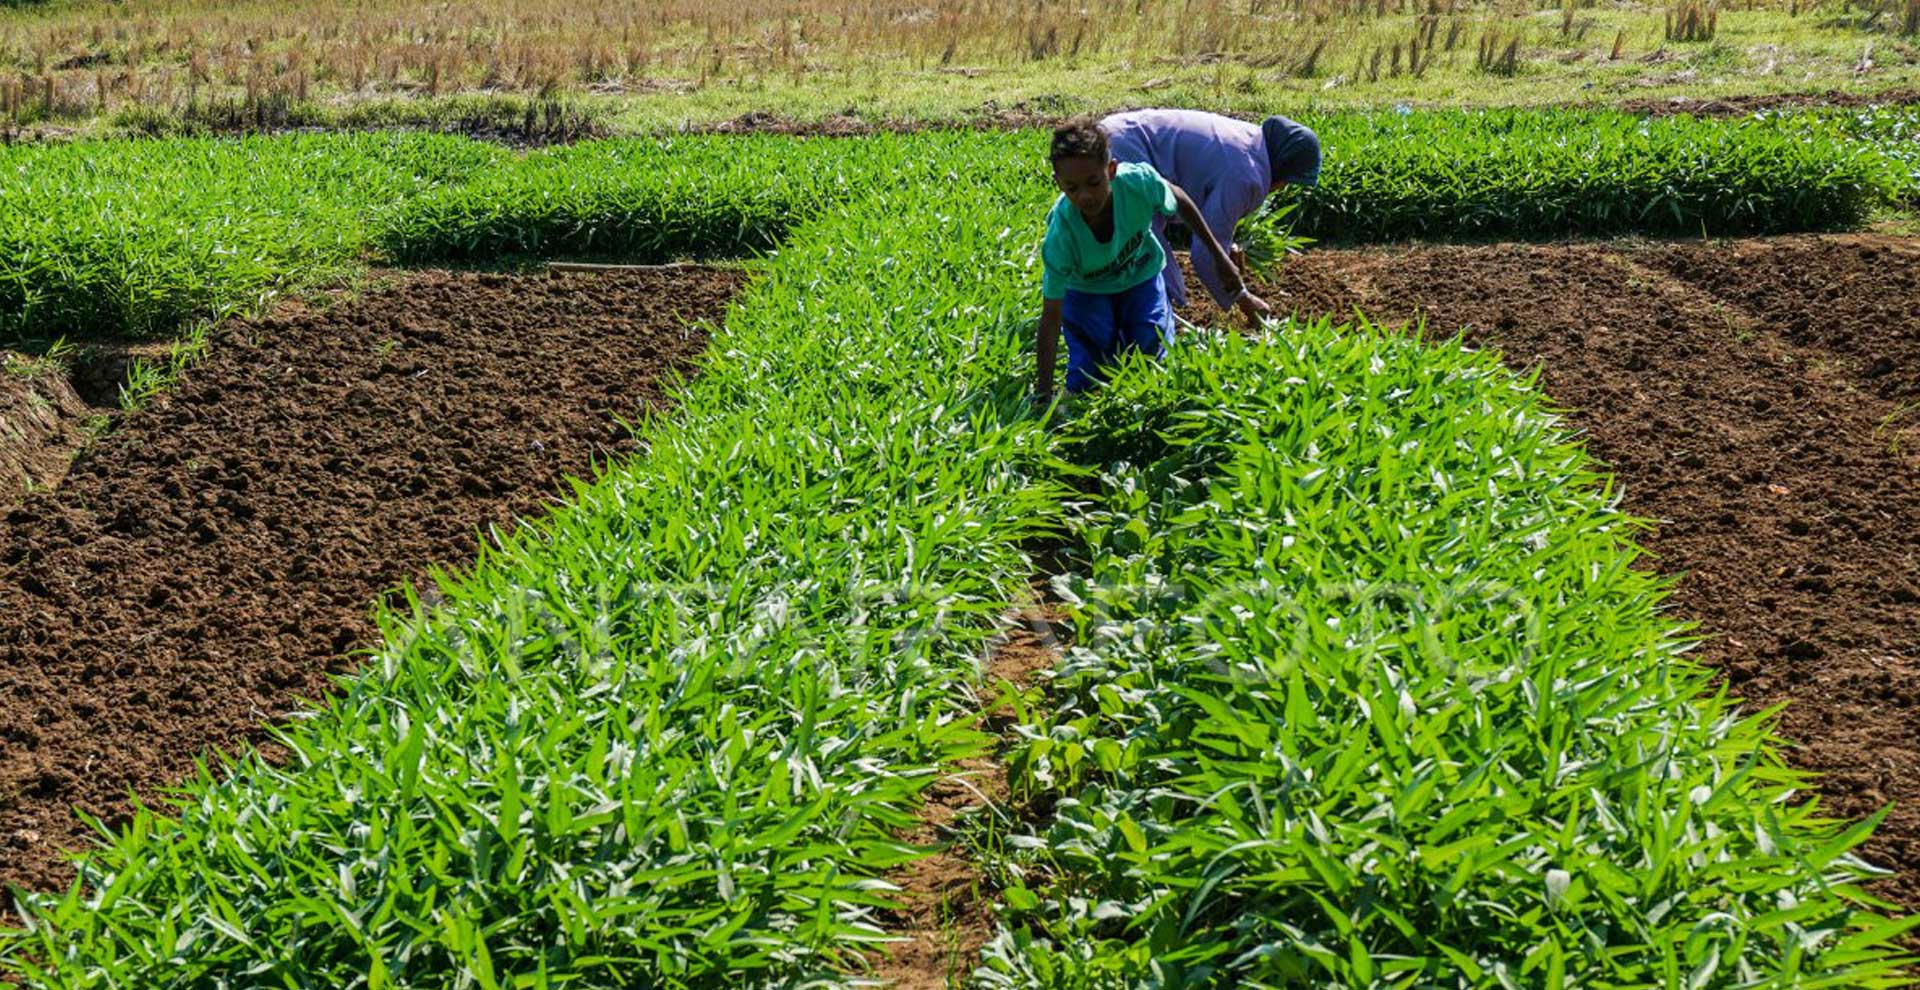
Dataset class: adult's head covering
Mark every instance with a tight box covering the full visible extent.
[1261,115,1321,187]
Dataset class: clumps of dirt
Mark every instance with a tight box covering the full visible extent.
[867,599,1066,989]
[0,266,741,895]
[0,355,94,500]
[115,96,609,148]
[1218,235,1920,909]
[1638,235,1920,401]
[1617,88,1920,116]
[699,110,891,137]
[340,98,609,148]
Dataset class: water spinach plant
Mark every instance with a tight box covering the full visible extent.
[0,120,1913,988]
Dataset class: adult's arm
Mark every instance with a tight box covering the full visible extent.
[1171,182,1272,322]
[1189,177,1270,310]
[1171,185,1246,299]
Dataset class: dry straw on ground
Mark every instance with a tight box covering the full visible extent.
[0,0,1843,124]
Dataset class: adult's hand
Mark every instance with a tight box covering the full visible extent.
[1237,290,1274,323]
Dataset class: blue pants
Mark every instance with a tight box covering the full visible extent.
[1062,277,1174,393]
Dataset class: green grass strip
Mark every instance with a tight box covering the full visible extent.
[0,133,508,341]
[977,326,1917,987]
[1289,109,1902,241]
[374,133,928,263]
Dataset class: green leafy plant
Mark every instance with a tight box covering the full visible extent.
[0,120,1914,989]
[1235,201,1313,278]
[982,323,1918,988]
[1288,109,1901,242]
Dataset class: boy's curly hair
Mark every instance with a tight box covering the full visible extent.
[1049,118,1109,164]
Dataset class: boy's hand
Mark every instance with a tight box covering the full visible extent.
[1032,368,1056,409]
[1224,264,1273,322]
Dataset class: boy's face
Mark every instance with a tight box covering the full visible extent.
[1053,156,1118,221]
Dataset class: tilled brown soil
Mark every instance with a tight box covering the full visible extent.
[1209,234,1920,907]
[868,595,1066,990]
[1617,88,1920,116]
[0,266,740,895]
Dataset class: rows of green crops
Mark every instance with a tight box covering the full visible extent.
[0,133,507,340]
[0,131,1059,988]
[0,119,1914,988]
[381,109,1906,259]
[975,330,1915,987]
[373,133,916,263]
[1,107,1908,344]
[1287,109,1901,241]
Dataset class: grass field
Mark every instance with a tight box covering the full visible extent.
[1,0,1918,136]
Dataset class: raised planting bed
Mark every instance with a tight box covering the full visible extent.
[1202,234,1920,910]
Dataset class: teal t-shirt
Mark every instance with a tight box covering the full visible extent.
[1040,162,1178,300]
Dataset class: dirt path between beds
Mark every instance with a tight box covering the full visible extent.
[867,596,1066,989]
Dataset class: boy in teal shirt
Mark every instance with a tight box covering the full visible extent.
[1034,120,1271,399]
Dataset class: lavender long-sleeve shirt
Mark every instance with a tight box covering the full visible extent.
[1101,109,1271,310]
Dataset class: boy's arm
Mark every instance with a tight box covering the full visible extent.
[1034,297,1064,400]
[1169,183,1272,321]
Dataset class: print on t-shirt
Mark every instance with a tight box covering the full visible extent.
[1082,230,1152,285]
